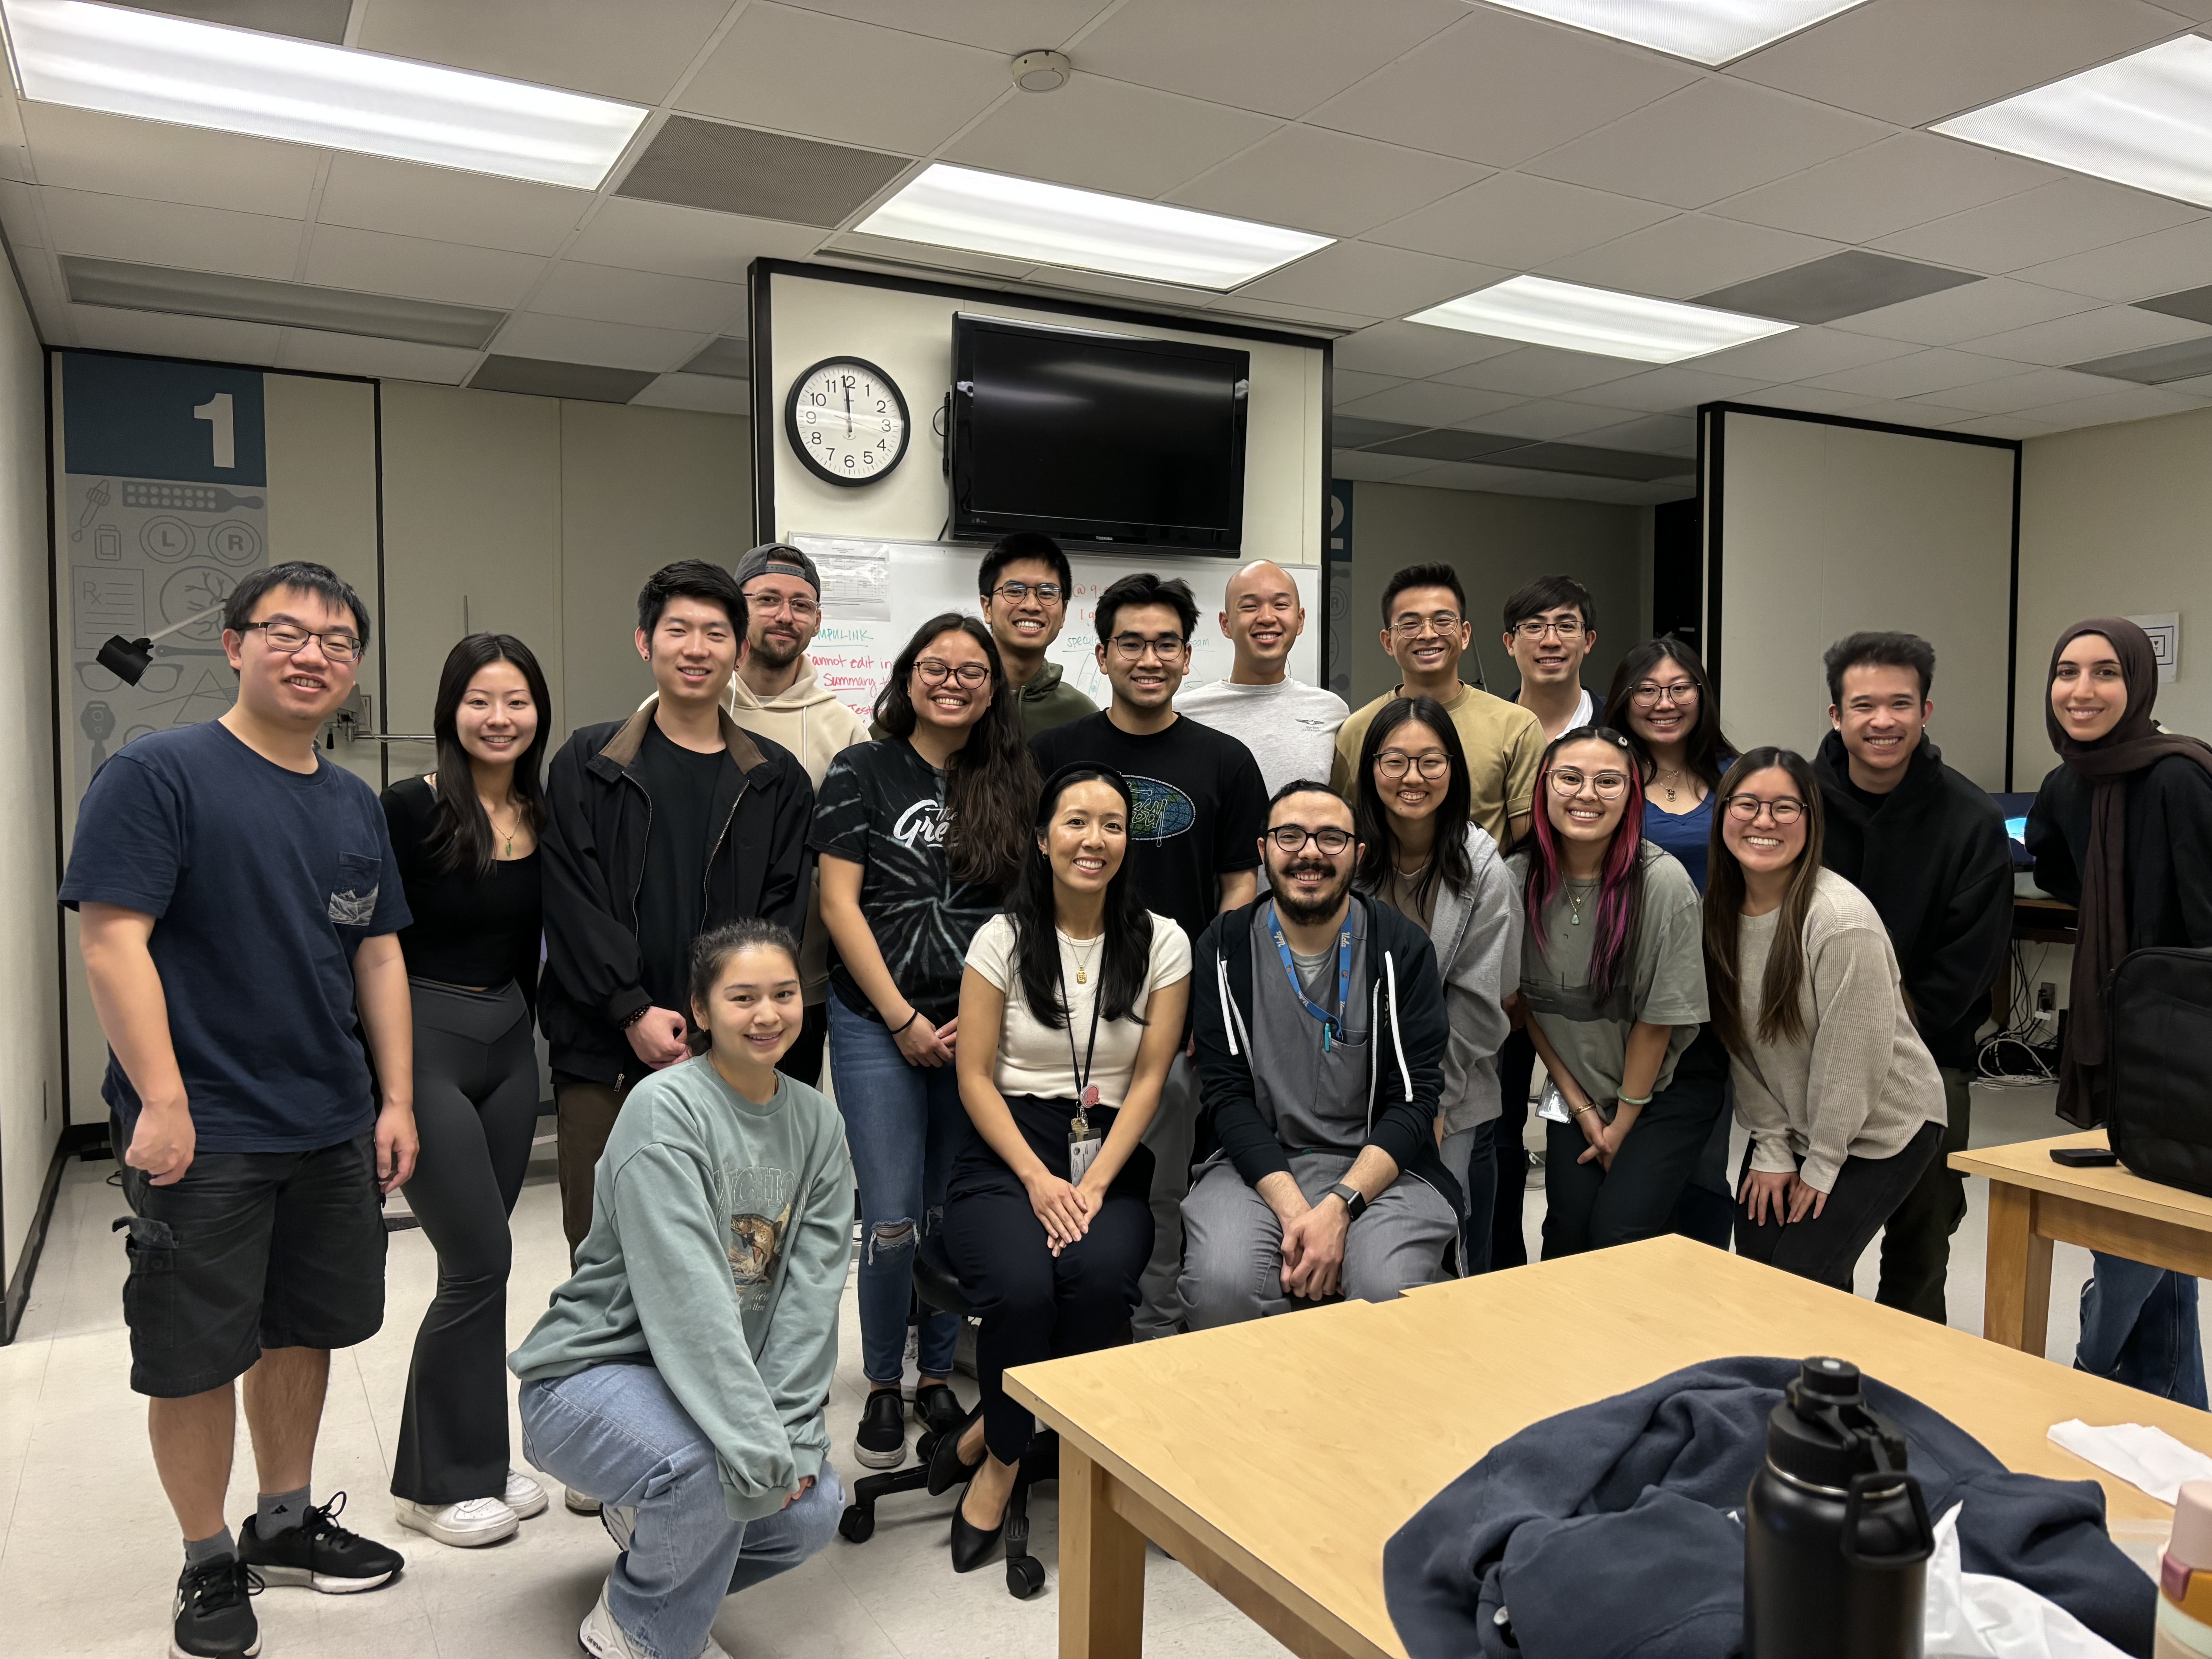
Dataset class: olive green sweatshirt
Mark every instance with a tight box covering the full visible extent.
[510,1058,852,1522]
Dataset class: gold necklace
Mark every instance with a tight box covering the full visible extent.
[1654,766,1684,804]
[1066,932,1103,984]
[1566,883,1591,926]
[484,800,520,858]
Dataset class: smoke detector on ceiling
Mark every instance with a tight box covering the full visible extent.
[1011,49,1071,93]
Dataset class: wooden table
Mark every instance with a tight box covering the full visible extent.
[1954,1128,2212,1355]
[1007,1234,2212,1659]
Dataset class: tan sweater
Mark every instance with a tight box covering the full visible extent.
[1731,869,1946,1194]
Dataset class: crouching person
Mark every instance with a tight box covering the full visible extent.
[510,920,852,1659]
[1179,781,1463,1328]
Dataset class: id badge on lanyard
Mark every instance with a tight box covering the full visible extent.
[1062,947,1105,1185]
[1068,1111,1102,1184]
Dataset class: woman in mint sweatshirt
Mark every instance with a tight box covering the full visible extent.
[511,919,853,1659]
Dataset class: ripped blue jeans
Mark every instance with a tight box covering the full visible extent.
[827,994,967,1385]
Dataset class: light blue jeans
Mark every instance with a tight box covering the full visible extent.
[519,1363,843,1659]
[826,994,966,1384]
[2077,1253,2208,1408]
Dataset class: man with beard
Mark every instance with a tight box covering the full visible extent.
[724,543,866,1086]
[1178,781,1462,1327]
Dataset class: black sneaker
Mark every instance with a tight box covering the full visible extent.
[238,1492,403,1594]
[854,1388,908,1470]
[170,1556,260,1659]
[913,1382,965,1438]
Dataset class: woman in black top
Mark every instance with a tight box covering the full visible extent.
[384,633,553,1546]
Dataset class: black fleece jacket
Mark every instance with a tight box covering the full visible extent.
[1193,893,1462,1211]
[539,701,812,1083]
[2028,752,2212,951]
[1814,732,2011,1069]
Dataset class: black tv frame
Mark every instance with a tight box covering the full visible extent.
[948,313,1250,555]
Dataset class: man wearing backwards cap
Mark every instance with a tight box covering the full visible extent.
[724,543,867,1086]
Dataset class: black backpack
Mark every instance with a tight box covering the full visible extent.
[2107,946,2212,1196]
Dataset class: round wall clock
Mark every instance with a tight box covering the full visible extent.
[785,356,910,486]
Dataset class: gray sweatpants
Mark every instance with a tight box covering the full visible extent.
[1132,1052,1199,1340]
[1177,1151,1458,1329]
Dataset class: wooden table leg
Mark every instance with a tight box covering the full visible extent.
[1060,1441,1146,1659]
[1984,1179,2053,1356]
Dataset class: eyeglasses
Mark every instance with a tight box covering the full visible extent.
[1549,768,1629,799]
[991,580,1062,605]
[1725,794,1805,824]
[1628,680,1700,708]
[1375,750,1449,781]
[1110,634,1185,660]
[1389,611,1463,638]
[242,621,362,663]
[1266,824,1353,855]
[1513,617,1584,641]
[745,592,819,622]
[914,658,991,689]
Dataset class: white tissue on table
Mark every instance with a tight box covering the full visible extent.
[2049,1418,2212,1504]
[1923,1503,2130,1659]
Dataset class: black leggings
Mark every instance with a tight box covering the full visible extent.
[390,979,540,1506]
[941,1096,1153,1467]
[1541,1064,1726,1259]
[1734,1121,1945,1292]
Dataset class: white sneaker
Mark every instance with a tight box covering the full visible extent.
[565,1486,602,1516]
[900,1325,919,1405]
[504,1469,549,1520]
[578,1582,647,1659]
[600,1503,636,1554]
[393,1496,520,1548]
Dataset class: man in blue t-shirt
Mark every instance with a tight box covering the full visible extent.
[60,561,415,1659]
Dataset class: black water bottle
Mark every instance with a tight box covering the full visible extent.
[1745,1357,1936,1659]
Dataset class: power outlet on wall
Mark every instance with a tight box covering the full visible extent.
[2036,983,2057,1014]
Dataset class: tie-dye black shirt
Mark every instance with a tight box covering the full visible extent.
[810,738,1008,1024]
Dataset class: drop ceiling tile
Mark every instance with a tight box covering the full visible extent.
[770,0,1116,53]
[1728,0,2194,127]
[1802,347,2031,397]
[1540,213,1840,301]
[1831,397,1984,428]
[1692,325,1920,381]
[2070,336,2212,384]
[1365,172,1674,269]
[1431,345,1642,397]
[317,155,592,256]
[1875,178,2203,276]
[0,179,41,249]
[1930,366,2126,413]
[271,331,481,384]
[1238,240,1504,318]
[1369,427,1532,461]
[2145,371,2212,396]
[1329,368,1406,405]
[1525,77,1889,213]
[1330,416,1424,448]
[492,312,709,373]
[1709,131,2056,244]
[819,231,1033,281]
[1458,398,1649,441]
[631,372,752,415]
[2010,384,2210,428]
[14,247,66,332]
[1959,304,2212,365]
[1723,383,1881,415]
[1308,5,1698,168]
[680,6,1009,155]
[20,102,321,218]
[947,74,1279,199]
[39,188,301,279]
[469,356,659,402]
[1942,412,2063,440]
[1498,440,1698,481]
[355,0,730,105]
[1826,276,2103,345]
[1571,412,1697,452]
[61,300,279,364]
[560,198,819,282]
[1011,264,1224,311]
[1696,250,1980,325]
[1168,127,1489,239]
[301,225,544,310]
[1334,379,1530,427]
[1558,364,1769,412]
[530,262,747,334]
[619,118,911,228]
[1330,318,1525,378]
[139,1,351,43]
[1330,448,1438,483]
[1209,294,1379,330]
[2010,219,2212,304]
[1079,0,1465,118]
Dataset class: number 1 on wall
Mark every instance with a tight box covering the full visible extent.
[192,392,235,470]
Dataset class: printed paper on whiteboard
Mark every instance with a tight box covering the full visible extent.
[2126,613,2179,684]
[800,537,892,622]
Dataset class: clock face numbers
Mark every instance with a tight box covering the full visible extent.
[787,357,909,487]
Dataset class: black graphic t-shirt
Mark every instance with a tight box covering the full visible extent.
[810,738,1008,1024]
[1030,710,1267,946]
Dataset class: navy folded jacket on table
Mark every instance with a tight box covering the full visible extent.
[1381,1355,2154,1659]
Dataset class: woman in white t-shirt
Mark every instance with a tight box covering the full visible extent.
[938,763,1191,1572]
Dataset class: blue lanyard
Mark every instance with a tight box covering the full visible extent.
[1268,902,1352,1052]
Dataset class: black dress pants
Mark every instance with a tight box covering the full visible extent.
[391,979,540,1506]
[1735,1121,1944,1293]
[1541,1065,1726,1260]
[941,1096,1153,1466]
[1485,1029,1536,1272]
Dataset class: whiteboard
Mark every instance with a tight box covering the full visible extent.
[790,534,1321,720]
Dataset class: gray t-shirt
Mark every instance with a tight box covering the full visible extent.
[1249,902,1371,1153]
[1176,676,1349,799]
[1510,843,1708,1102]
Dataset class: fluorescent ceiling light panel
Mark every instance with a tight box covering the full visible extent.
[853,162,1330,291]
[1,0,646,187]
[1407,275,1792,363]
[1479,0,1871,66]
[1934,36,2212,211]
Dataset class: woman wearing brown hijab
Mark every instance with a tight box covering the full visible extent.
[2027,617,2212,1405]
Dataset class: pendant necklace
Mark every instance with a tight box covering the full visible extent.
[1567,884,1590,927]
[1067,932,1103,985]
[486,801,518,858]
[1655,766,1683,804]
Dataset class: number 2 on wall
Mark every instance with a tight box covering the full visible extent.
[192,393,235,470]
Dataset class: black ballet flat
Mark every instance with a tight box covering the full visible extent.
[948,1482,1006,1574]
[926,1405,985,1496]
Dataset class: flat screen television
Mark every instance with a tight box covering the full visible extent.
[949,313,1249,553]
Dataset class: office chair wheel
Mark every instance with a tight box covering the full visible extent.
[837,1504,874,1544]
[1006,1554,1046,1599]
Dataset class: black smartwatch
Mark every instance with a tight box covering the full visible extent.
[1324,1182,1367,1222]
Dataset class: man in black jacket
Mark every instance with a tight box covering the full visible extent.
[1816,631,2011,1323]
[542,560,813,1254]
[1179,781,1462,1328]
